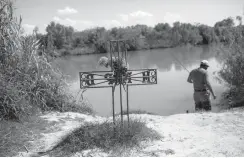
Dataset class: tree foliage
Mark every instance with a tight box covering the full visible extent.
[34,16,243,56]
[217,20,244,108]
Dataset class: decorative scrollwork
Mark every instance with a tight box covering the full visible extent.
[125,69,157,85]
[104,73,114,85]
[79,71,114,88]
[80,69,157,88]
[149,69,157,84]
[80,73,95,86]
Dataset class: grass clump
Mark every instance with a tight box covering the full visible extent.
[48,119,161,156]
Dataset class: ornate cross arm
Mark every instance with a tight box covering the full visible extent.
[79,69,157,89]
[126,69,157,86]
[79,71,114,89]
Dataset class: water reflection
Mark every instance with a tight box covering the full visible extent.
[127,45,218,71]
[55,45,224,116]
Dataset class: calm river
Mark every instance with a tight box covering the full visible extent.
[55,45,226,116]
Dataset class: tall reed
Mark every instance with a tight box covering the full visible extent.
[0,0,93,120]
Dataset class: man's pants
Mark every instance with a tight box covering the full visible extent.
[193,91,211,111]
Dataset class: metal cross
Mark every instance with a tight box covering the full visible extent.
[79,40,157,126]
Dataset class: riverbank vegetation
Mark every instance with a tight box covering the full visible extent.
[35,14,243,57]
[0,0,93,121]
[217,22,244,108]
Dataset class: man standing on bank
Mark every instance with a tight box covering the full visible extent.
[187,60,217,111]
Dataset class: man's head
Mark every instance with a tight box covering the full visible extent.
[200,60,209,70]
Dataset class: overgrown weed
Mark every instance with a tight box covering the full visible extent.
[0,0,93,121]
[48,118,161,156]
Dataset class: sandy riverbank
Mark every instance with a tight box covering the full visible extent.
[14,107,244,157]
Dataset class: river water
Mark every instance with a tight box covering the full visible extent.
[55,45,226,116]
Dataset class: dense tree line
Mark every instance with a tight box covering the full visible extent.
[35,16,243,56]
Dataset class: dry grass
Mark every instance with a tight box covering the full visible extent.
[0,113,57,157]
[45,118,161,157]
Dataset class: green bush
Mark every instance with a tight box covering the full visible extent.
[218,25,244,108]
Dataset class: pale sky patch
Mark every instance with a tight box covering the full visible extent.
[233,17,242,26]
[52,16,95,30]
[129,10,153,18]
[15,0,244,33]
[53,16,61,22]
[53,16,77,26]
[75,19,122,30]
[101,20,122,29]
[118,10,156,27]
[79,21,94,26]
[23,24,36,34]
[76,20,95,30]
[119,11,154,22]
[57,6,78,15]
[163,12,186,26]
[119,14,129,22]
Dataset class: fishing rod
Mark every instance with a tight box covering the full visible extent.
[170,52,190,73]
[170,52,192,113]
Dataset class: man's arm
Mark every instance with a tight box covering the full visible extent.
[204,72,216,99]
[187,71,193,83]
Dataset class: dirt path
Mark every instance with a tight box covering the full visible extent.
[16,108,244,157]
[16,112,105,157]
[129,109,244,156]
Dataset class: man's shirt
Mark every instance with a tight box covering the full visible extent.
[188,67,210,91]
